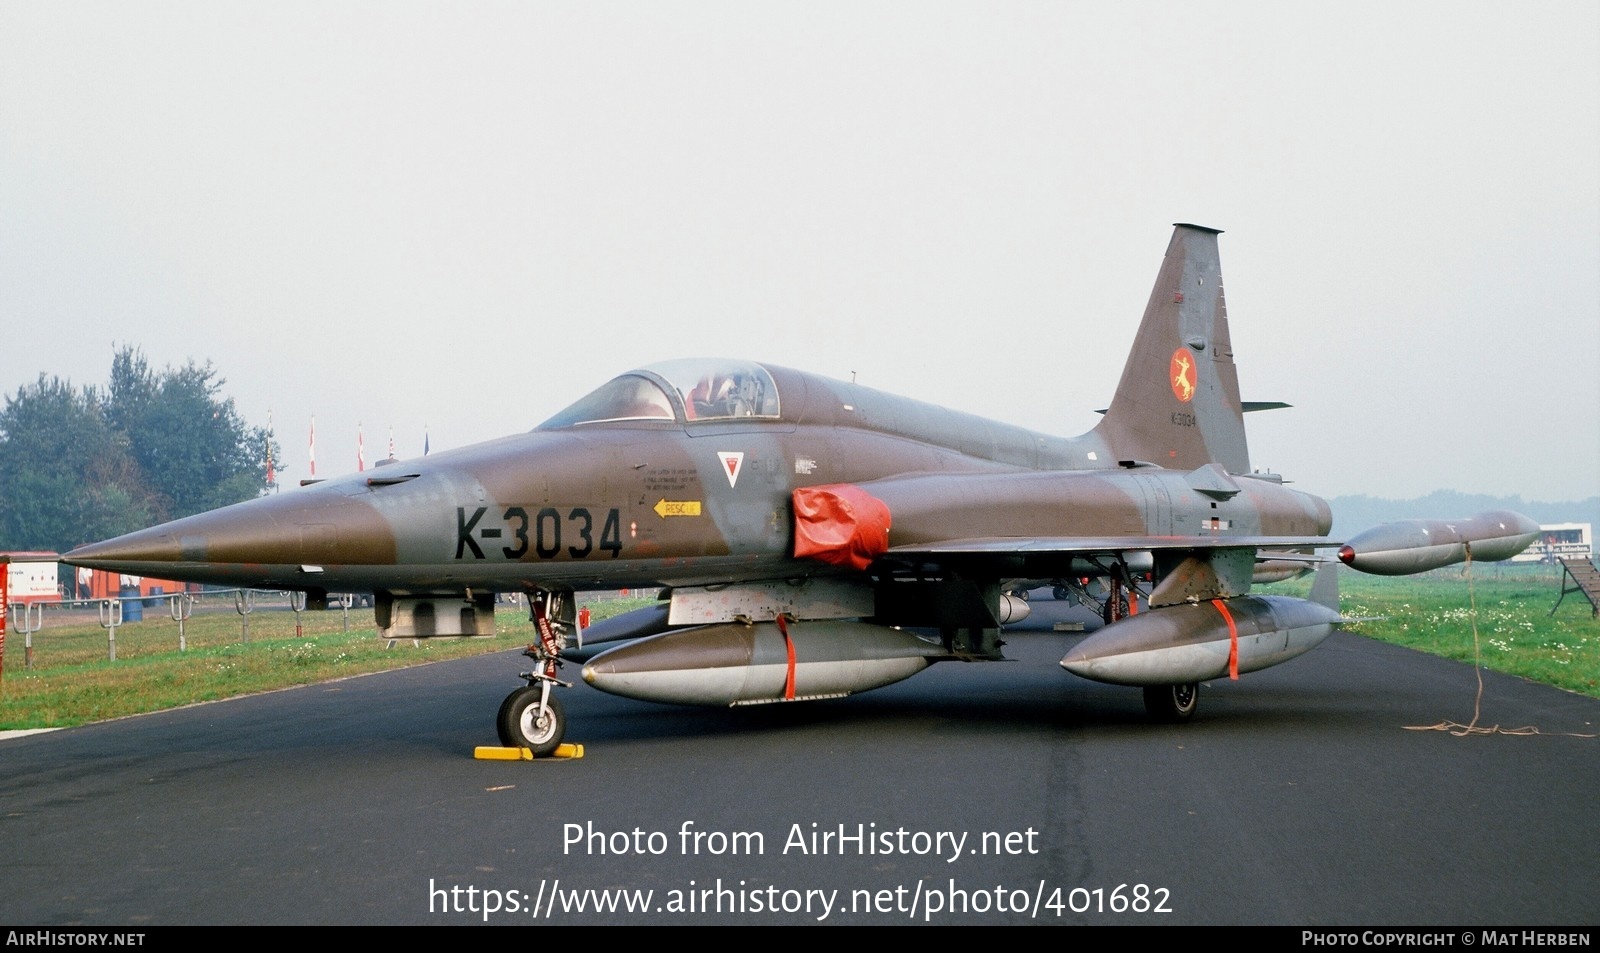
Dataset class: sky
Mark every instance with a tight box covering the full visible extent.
[2,1,1596,504]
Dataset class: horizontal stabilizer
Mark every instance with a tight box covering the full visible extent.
[1095,400,1290,416]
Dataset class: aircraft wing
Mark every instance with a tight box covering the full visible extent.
[875,535,1344,611]
[884,535,1337,557]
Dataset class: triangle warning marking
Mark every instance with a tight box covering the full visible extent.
[717,451,744,488]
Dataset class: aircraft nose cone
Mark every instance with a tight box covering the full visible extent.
[66,499,290,571]
[63,487,397,587]
[66,524,190,566]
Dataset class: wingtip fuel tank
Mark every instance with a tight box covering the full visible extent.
[1337,510,1540,576]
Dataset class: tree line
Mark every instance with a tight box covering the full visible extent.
[0,348,275,554]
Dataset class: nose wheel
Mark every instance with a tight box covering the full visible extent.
[497,685,566,756]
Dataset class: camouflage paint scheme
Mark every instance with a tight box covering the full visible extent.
[65,226,1320,593]
[65,225,1538,748]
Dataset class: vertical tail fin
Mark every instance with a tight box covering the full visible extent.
[1093,224,1250,474]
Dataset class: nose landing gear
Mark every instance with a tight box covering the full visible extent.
[497,681,567,756]
[496,588,574,756]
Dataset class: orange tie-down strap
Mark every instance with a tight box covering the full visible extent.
[1212,599,1239,680]
[774,614,796,700]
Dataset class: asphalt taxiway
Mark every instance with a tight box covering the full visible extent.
[1,607,1596,925]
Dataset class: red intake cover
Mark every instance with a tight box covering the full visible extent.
[792,484,892,571]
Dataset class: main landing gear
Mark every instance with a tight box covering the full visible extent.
[496,589,573,756]
[1143,682,1199,723]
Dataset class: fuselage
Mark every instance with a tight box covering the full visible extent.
[64,359,1332,597]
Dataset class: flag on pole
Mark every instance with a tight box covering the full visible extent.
[308,416,317,477]
[1,554,9,684]
[358,425,366,472]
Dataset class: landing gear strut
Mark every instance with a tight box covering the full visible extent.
[1100,556,1146,624]
[497,588,574,755]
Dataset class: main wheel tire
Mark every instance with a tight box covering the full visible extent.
[1143,682,1199,723]
[496,686,565,756]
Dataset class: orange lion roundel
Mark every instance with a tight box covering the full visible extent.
[1169,347,1196,403]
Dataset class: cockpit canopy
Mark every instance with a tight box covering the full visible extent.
[539,359,781,429]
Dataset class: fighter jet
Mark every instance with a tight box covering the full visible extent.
[64,224,1539,754]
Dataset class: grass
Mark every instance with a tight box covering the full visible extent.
[0,592,657,730]
[2,564,1596,729]
[1274,562,1600,699]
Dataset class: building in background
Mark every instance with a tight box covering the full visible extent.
[1511,524,1593,563]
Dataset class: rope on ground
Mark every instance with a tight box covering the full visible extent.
[1405,544,1595,739]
